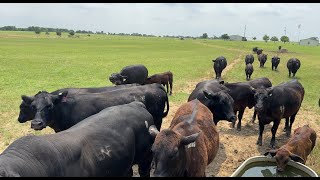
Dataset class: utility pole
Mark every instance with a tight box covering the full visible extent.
[298,24,301,42]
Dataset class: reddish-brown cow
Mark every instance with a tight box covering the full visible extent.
[148,99,219,177]
[264,124,317,172]
[144,71,173,95]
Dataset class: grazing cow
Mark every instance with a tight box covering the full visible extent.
[278,46,282,51]
[0,102,155,177]
[287,58,301,77]
[212,56,227,79]
[144,71,173,95]
[109,64,148,85]
[18,84,140,123]
[256,49,263,55]
[245,54,254,65]
[248,77,272,123]
[148,99,219,177]
[245,63,254,81]
[188,79,236,125]
[271,56,280,71]
[264,125,317,172]
[253,79,304,148]
[22,83,169,132]
[258,54,268,67]
[252,47,258,53]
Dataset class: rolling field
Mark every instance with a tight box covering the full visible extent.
[0,31,319,176]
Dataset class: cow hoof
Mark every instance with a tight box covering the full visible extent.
[256,141,262,146]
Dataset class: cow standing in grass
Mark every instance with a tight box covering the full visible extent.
[109,64,148,85]
[144,71,173,95]
[148,99,219,177]
[287,58,301,77]
[271,56,280,71]
[245,63,254,81]
[258,54,268,68]
[212,56,227,80]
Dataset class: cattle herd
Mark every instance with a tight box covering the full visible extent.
[0,46,317,176]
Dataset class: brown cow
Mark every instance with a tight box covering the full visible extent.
[148,99,219,177]
[144,71,173,95]
[264,124,317,172]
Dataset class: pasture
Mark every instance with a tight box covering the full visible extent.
[0,31,319,176]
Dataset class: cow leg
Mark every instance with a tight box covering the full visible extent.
[283,117,289,132]
[288,70,291,77]
[257,118,264,146]
[287,113,297,137]
[270,119,280,149]
[251,110,257,123]
[231,110,237,128]
[165,82,169,94]
[169,81,173,95]
[138,151,153,177]
[293,72,296,77]
[236,109,245,131]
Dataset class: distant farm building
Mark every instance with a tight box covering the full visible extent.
[299,37,319,46]
[229,35,245,41]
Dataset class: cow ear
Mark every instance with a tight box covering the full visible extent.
[266,87,273,97]
[289,153,305,164]
[212,60,216,62]
[264,149,277,157]
[148,125,159,138]
[181,132,200,145]
[53,91,68,104]
[21,95,34,105]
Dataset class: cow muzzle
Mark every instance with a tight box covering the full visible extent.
[31,120,46,130]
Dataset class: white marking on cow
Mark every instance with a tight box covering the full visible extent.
[280,105,285,116]
[59,92,62,95]
[98,145,112,161]
[187,142,196,148]
[145,121,149,129]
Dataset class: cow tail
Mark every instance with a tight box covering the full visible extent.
[163,94,169,118]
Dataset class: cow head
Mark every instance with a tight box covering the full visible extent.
[264,148,305,172]
[28,91,68,130]
[272,56,280,63]
[149,126,200,177]
[109,73,128,85]
[252,87,273,113]
[18,96,36,123]
[202,89,236,125]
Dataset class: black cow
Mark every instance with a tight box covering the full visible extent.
[256,49,263,55]
[212,56,227,80]
[253,79,304,148]
[245,63,254,81]
[287,58,301,77]
[245,54,254,65]
[248,77,272,123]
[0,102,155,177]
[271,56,280,71]
[252,47,258,53]
[18,84,140,123]
[258,54,268,67]
[22,83,168,132]
[188,79,236,125]
[109,64,148,85]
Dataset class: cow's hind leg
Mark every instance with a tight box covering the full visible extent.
[138,151,153,177]
[270,119,281,149]
[287,113,297,137]
[283,117,289,132]
[251,109,257,123]
[169,81,172,95]
[236,108,245,131]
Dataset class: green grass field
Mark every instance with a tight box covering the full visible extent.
[0,31,319,174]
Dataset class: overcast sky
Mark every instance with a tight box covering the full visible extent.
[0,3,319,41]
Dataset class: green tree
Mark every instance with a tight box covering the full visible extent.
[220,34,229,40]
[253,37,256,40]
[270,36,278,43]
[280,36,290,43]
[263,35,270,42]
[201,33,208,39]
[56,31,62,37]
[35,30,41,34]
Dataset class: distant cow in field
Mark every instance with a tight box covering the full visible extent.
[287,58,301,77]
[264,125,317,172]
[212,56,227,80]
[109,64,148,85]
[252,47,258,53]
[258,54,268,67]
[253,79,305,148]
[0,102,155,177]
[144,71,173,95]
[271,56,280,71]
[256,49,263,55]
[245,54,254,65]
[18,84,140,123]
[188,79,236,125]
[148,99,219,177]
[245,63,254,81]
